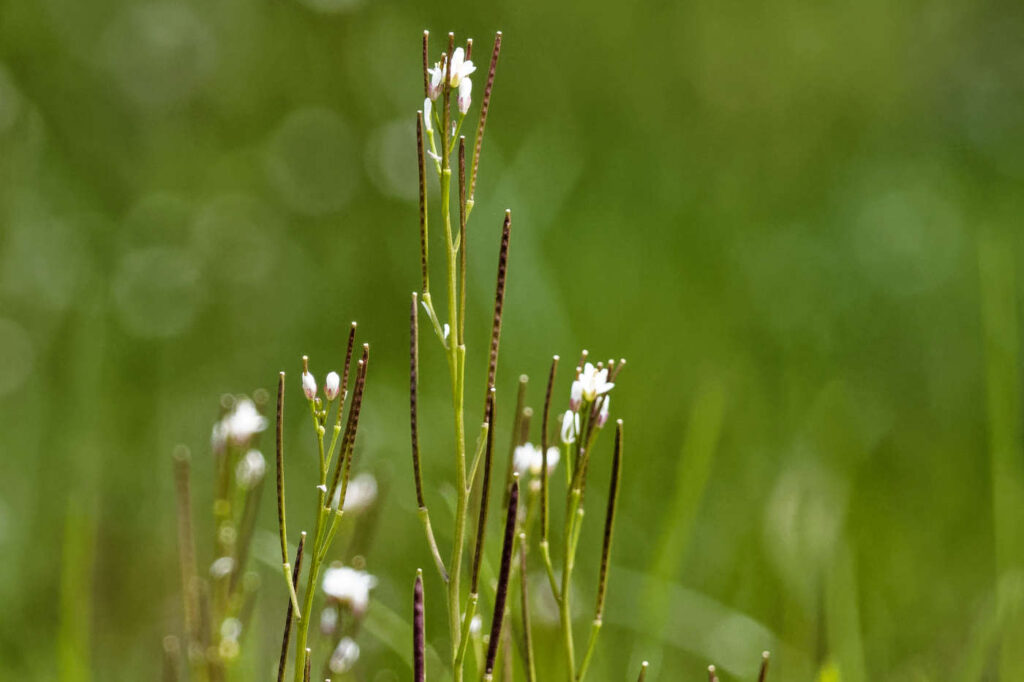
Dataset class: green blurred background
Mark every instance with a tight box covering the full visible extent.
[2,0,1024,679]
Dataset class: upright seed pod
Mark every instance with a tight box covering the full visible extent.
[413,570,425,682]
[484,478,519,678]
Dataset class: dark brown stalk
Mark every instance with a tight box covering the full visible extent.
[416,112,429,293]
[442,47,451,168]
[540,356,559,539]
[594,420,624,622]
[575,349,589,376]
[465,37,473,61]
[637,661,649,682]
[413,570,426,682]
[469,32,503,201]
[470,390,496,593]
[172,447,198,645]
[484,209,512,415]
[330,346,370,509]
[609,357,627,382]
[485,478,519,676]
[339,322,358,409]
[708,664,719,682]
[277,533,306,682]
[410,294,426,508]
[758,651,771,682]
[303,649,311,682]
[457,136,467,345]
[421,31,430,98]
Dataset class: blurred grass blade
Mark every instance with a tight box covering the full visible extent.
[824,541,866,682]
[58,494,95,682]
[979,234,1024,681]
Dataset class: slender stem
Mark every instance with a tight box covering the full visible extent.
[275,374,301,617]
[519,534,537,682]
[758,651,771,682]
[540,540,561,604]
[636,661,649,682]
[576,621,602,682]
[541,356,559,542]
[419,507,449,582]
[458,137,467,347]
[172,448,199,651]
[277,533,306,682]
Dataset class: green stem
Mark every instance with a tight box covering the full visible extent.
[292,489,327,682]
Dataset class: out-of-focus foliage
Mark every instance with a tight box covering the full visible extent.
[1,0,1023,679]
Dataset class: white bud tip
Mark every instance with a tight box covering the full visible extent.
[324,371,341,400]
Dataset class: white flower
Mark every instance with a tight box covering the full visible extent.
[322,565,377,615]
[448,47,476,87]
[538,447,560,474]
[427,64,443,100]
[332,472,378,512]
[423,98,433,133]
[302,371,317,401]
[513,444,560,476]
[560,410,580,445]
[212,398,268,451]
[235,449,266,490]
[596,396,611,428]
[329,637,360,674]
[320,606,338,635]
[220,617,242,641]
[513,444,537,475]
[573,362,614,403]
[569,381,583,411]
[324,371,341,400]
[210,556,235,580]
[457,77,472,114]
[469,614,483,635]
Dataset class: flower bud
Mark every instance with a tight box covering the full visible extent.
[324,371,341,400]
[427,65,443,101]
[423,98,433,133]
[569,380,583,411]
[302,371,317,401]
[560,410,580,445]
[596,396,610,428]
[457,77,472,114]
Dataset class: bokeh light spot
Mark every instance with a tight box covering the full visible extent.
[265,107,358,216]
[111,247,203,338]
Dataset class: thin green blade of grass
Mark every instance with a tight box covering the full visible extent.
[978,234,1024,681]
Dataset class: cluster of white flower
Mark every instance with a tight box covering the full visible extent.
[210,397,267,453]
[302,365,344,403]
[513,443,561,476]
[235,448,266,490]
[560,361,616,444]
[425,45,476,122]
[322,565,377,616]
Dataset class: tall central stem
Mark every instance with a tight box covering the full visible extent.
[441,152,469,682]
